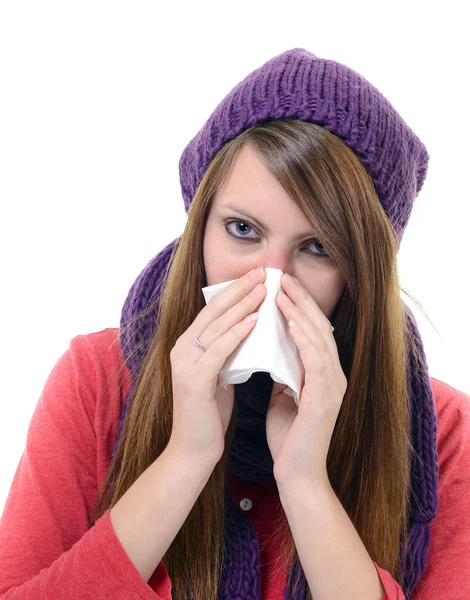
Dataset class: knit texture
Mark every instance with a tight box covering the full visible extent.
[114,48,438,599]
[179,47,429,247]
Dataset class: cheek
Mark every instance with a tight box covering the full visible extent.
[203,218,257,286]
[204,255,257,288]
[205,261,254,287]
[304,277,344,318]
[202,227,225,284]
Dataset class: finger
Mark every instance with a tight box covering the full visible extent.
[277,288,342,380]
[281,275,334,339]
[278,291,342,392]
[288,317,338,389]
[196,310,261,381]
[189,279,266,365]
[178,266,266,358]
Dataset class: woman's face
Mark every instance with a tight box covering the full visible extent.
[203,144,345,319]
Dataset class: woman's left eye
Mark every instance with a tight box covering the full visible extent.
[223,218,330,259]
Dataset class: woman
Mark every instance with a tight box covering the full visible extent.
[1,48,469,600]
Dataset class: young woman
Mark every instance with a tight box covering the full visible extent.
[1,48,469,600]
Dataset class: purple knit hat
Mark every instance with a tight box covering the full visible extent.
[113,48,438,599]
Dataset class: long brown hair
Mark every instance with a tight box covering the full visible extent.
[89,119,432,599]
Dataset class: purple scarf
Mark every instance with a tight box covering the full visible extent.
[112,48,439,599]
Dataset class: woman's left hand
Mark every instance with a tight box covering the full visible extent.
[266,273,348,490]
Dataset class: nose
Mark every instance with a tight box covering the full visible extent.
[259,247,292,276]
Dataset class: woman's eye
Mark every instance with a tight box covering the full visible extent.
[225,219,256,239]
[312,239,328,255]
[224,218,330,259]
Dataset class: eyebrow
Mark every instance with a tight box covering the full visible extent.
[219,201,317,241]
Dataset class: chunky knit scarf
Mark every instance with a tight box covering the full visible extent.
[112,48,438,600]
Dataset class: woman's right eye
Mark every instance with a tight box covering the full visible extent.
[224,219,258,241]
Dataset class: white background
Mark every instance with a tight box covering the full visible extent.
[1,1,469,515]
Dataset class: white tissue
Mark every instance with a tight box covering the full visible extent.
[201,267,304,406]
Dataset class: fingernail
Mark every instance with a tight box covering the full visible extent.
[251,265,264,279]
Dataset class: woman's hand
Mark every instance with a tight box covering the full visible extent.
[169,266,267,466]
[266,273,348,489]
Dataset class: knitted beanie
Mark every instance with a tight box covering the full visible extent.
[113,48,438,599]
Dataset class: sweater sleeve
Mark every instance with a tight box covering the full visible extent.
[411,387,470,599]
[0,335,171,599]
[372,387,470,600]
[373,563,405,599]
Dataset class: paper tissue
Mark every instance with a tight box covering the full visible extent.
[201,267,304,405]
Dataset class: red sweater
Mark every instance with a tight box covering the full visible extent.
[0,328,469,599]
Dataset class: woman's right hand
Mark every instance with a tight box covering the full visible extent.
[168,265,267,465]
